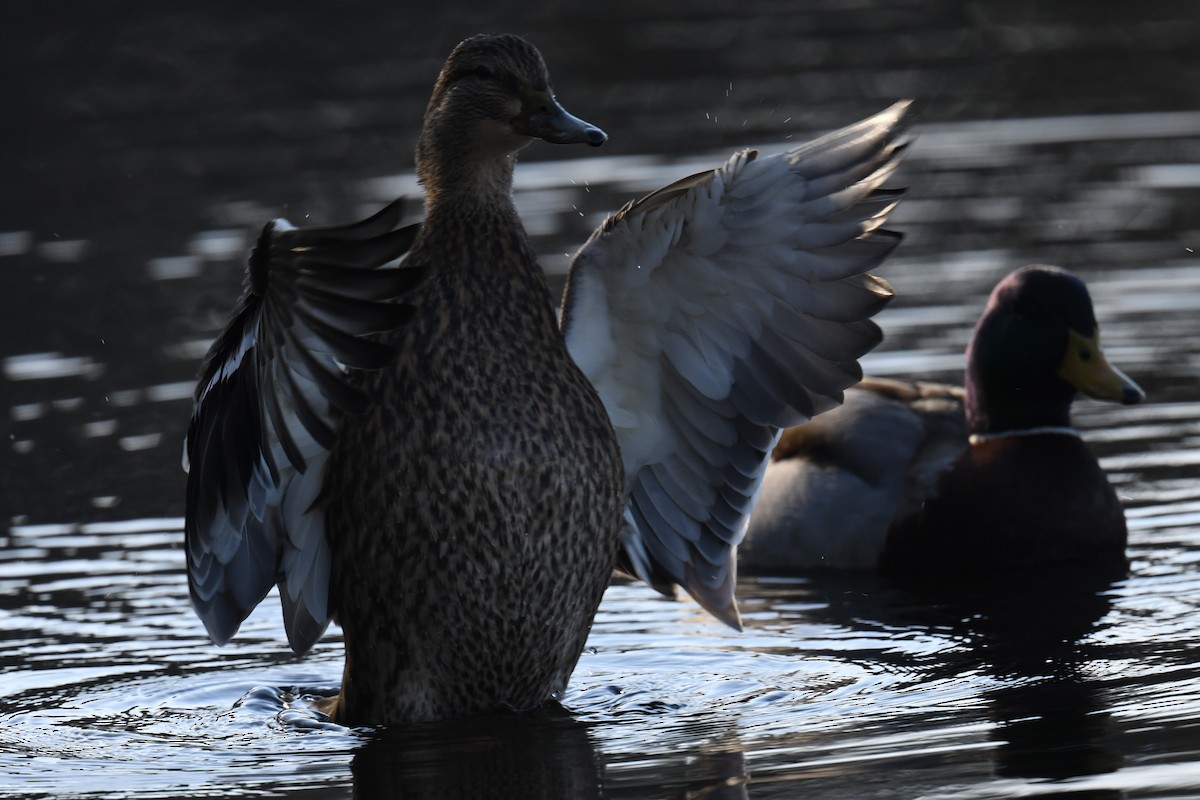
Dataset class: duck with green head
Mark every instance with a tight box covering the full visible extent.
[741,264,1145,576]
[184,33,912,724]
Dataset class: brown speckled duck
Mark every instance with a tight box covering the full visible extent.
[741,265,1144,577]
[183,33,911,725]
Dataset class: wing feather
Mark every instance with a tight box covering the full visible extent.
[561,101,911,628]
[183,201,422,654]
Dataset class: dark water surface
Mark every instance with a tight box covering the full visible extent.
[4,1,1200,797]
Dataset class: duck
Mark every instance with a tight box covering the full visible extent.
[182,33,911,725]
[740,264,1145,577]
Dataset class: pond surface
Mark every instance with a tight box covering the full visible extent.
[4,1,1200,797]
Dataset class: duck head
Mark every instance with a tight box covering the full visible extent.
[416,34,606,200]
[964,264,1144,435]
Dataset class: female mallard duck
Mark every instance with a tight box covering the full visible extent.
[740,264,1144,576]
[183,33,911,724]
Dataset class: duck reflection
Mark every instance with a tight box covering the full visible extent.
[961,568,1123,797]
[989,669,1119,784]
[349,709,603,800]
[348,708,750,800]
[773,565,1124,793]
[602,722,750,799]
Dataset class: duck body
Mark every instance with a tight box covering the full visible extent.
[882,429,1128,574]
[742,265,1144,576]
[183,33,913,725]
[744,377,968,570]
[324,196,623,724]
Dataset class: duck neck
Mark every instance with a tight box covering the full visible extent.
[416,172,531,278]
[420,159,520,216]
[412,134,552,308]
[964,359,1076,436]
[416,120,527,215]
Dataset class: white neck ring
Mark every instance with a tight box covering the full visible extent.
[969,425,1081,444]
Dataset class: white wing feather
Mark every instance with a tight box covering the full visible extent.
[560,101,911,627]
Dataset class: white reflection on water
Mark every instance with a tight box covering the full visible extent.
[117,433,163,451]
[3,353,105,381]
[915,110,1200,154]
[146,255,203,281]
[34,240,89,264]
[1134,163,1200,189]
[0,231,34,257]
[11,402,47,422]
[186,229,246,260]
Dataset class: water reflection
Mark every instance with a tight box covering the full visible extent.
[346,710,753,799]
[989,672,1119,789]
[778,568,1125,792]
[957,574,1122,792]
[350,712,604,800]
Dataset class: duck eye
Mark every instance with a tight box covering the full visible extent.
[1078,346,1092,362]
[474,65,494,81]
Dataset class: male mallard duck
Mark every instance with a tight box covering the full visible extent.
[183,33,910,724]
[740,264,1144,576]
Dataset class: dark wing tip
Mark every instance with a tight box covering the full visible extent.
[291,196,408,242]
[184,198,422,649]
[684,562,743,631]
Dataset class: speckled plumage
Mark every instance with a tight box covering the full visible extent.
[323,198,623,724]
[319,36,622,724]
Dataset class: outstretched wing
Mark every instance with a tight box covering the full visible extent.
[183,199,423,654]
[560,101,911,628]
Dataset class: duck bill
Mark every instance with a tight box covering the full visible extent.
[513,88,607,147]
[1058,328,1145,405]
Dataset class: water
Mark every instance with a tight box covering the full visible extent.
[4,1,1200,797]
